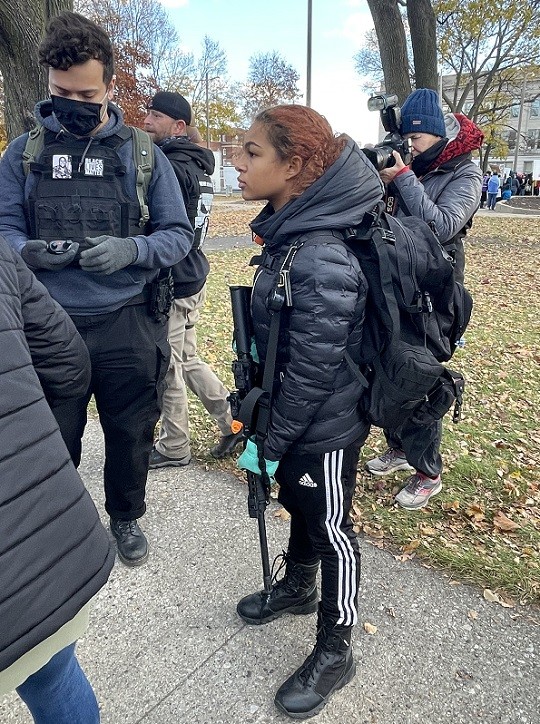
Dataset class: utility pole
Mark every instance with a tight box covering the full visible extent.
[306,0,312,107]
[205,71,210,149]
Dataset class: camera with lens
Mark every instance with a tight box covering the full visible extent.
[362,94,413,171]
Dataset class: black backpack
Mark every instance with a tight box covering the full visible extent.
[341,203,472,430]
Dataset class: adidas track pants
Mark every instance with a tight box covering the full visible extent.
[276,435,366,628]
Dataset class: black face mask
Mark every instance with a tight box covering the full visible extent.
[51,94,106,137]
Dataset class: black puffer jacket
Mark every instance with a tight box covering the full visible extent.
[0,236,114,671]
[250,139,384,460]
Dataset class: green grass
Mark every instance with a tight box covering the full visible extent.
[178,219,540,604]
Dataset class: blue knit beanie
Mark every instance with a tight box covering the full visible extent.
[400,88,446,137]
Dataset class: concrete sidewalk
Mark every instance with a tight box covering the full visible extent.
[1,419,538,723]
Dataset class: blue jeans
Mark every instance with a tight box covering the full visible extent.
[16,643,99,723]
[487,192,498,209]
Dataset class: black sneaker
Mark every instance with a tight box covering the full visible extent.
[110,519,149,567]
[209,430,245,459]
[148,447,191,469]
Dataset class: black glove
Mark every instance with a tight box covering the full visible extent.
[21,239,80,271]
[79,235,138,275]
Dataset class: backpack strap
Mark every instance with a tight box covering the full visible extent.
[128,126,154,226]
[22,125,45,177]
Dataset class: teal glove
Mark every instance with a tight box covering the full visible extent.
[232,337,259,363]
[250,338,259,363]
[237,438,279,477]
[21,239,79,271]
[79,235,138,275]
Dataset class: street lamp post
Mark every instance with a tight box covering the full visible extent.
[205,72,210,149]
[513,77,527,173]
[306,0,312,107]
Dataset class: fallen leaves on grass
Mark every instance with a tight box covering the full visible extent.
[192,213,540,605]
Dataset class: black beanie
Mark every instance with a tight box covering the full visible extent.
[147,91,193,124]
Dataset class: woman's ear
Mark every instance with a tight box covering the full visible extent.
[286,155,303,180]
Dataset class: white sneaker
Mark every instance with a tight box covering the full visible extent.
[365,448,414,477]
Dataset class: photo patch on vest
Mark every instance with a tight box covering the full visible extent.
[84,158,104,176]
[52,154,72,179]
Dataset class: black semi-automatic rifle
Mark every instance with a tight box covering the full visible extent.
[229,285,272,595]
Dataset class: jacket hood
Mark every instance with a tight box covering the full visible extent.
[437,112,484,166]
[34,99,126,139]
[250,137,384,249]
[158,136,215,175]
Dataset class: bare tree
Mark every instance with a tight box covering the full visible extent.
[242,51,301,121]
[0,0,72,141]
[437,0,540,118]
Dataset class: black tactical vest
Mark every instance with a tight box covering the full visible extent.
[25,127,149,245]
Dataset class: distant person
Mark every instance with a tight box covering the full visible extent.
[0,12,194,567]
[481,171,491,203]
[487,172,501,209]
[0,235,114,721]
[510,174,520,196]
[144,91,244,467]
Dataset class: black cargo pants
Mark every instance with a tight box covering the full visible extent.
[50,302,170,520]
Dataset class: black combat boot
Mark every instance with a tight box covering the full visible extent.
[236,552,319,625]
[274,619,355,719]
[110,518,149,567]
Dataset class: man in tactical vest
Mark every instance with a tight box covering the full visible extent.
[143,91,244,469]
[0,12,194,566]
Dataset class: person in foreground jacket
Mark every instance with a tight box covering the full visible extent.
[233,105,384,719]
[365,88,483,510]
[0,235,114,721]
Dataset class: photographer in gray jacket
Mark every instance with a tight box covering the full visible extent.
[365,88,482,510]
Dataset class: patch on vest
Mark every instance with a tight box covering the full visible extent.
[52,154,72,179]
[84,158,104,176]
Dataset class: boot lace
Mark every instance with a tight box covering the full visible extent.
[380,447,401,463]
[298,640,331,684]
[298,627,346,684]
[115,520,139,536]
[270,551,307,594]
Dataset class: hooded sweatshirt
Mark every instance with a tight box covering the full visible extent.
[157,135,215,298]
[0,101,194,314]
[249,138,384,460]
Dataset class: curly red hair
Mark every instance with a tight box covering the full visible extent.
[254,105,347,198]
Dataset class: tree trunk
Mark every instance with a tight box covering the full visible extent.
[407,0,438,91]
[366,0,411,103]
[0,0,72,142]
